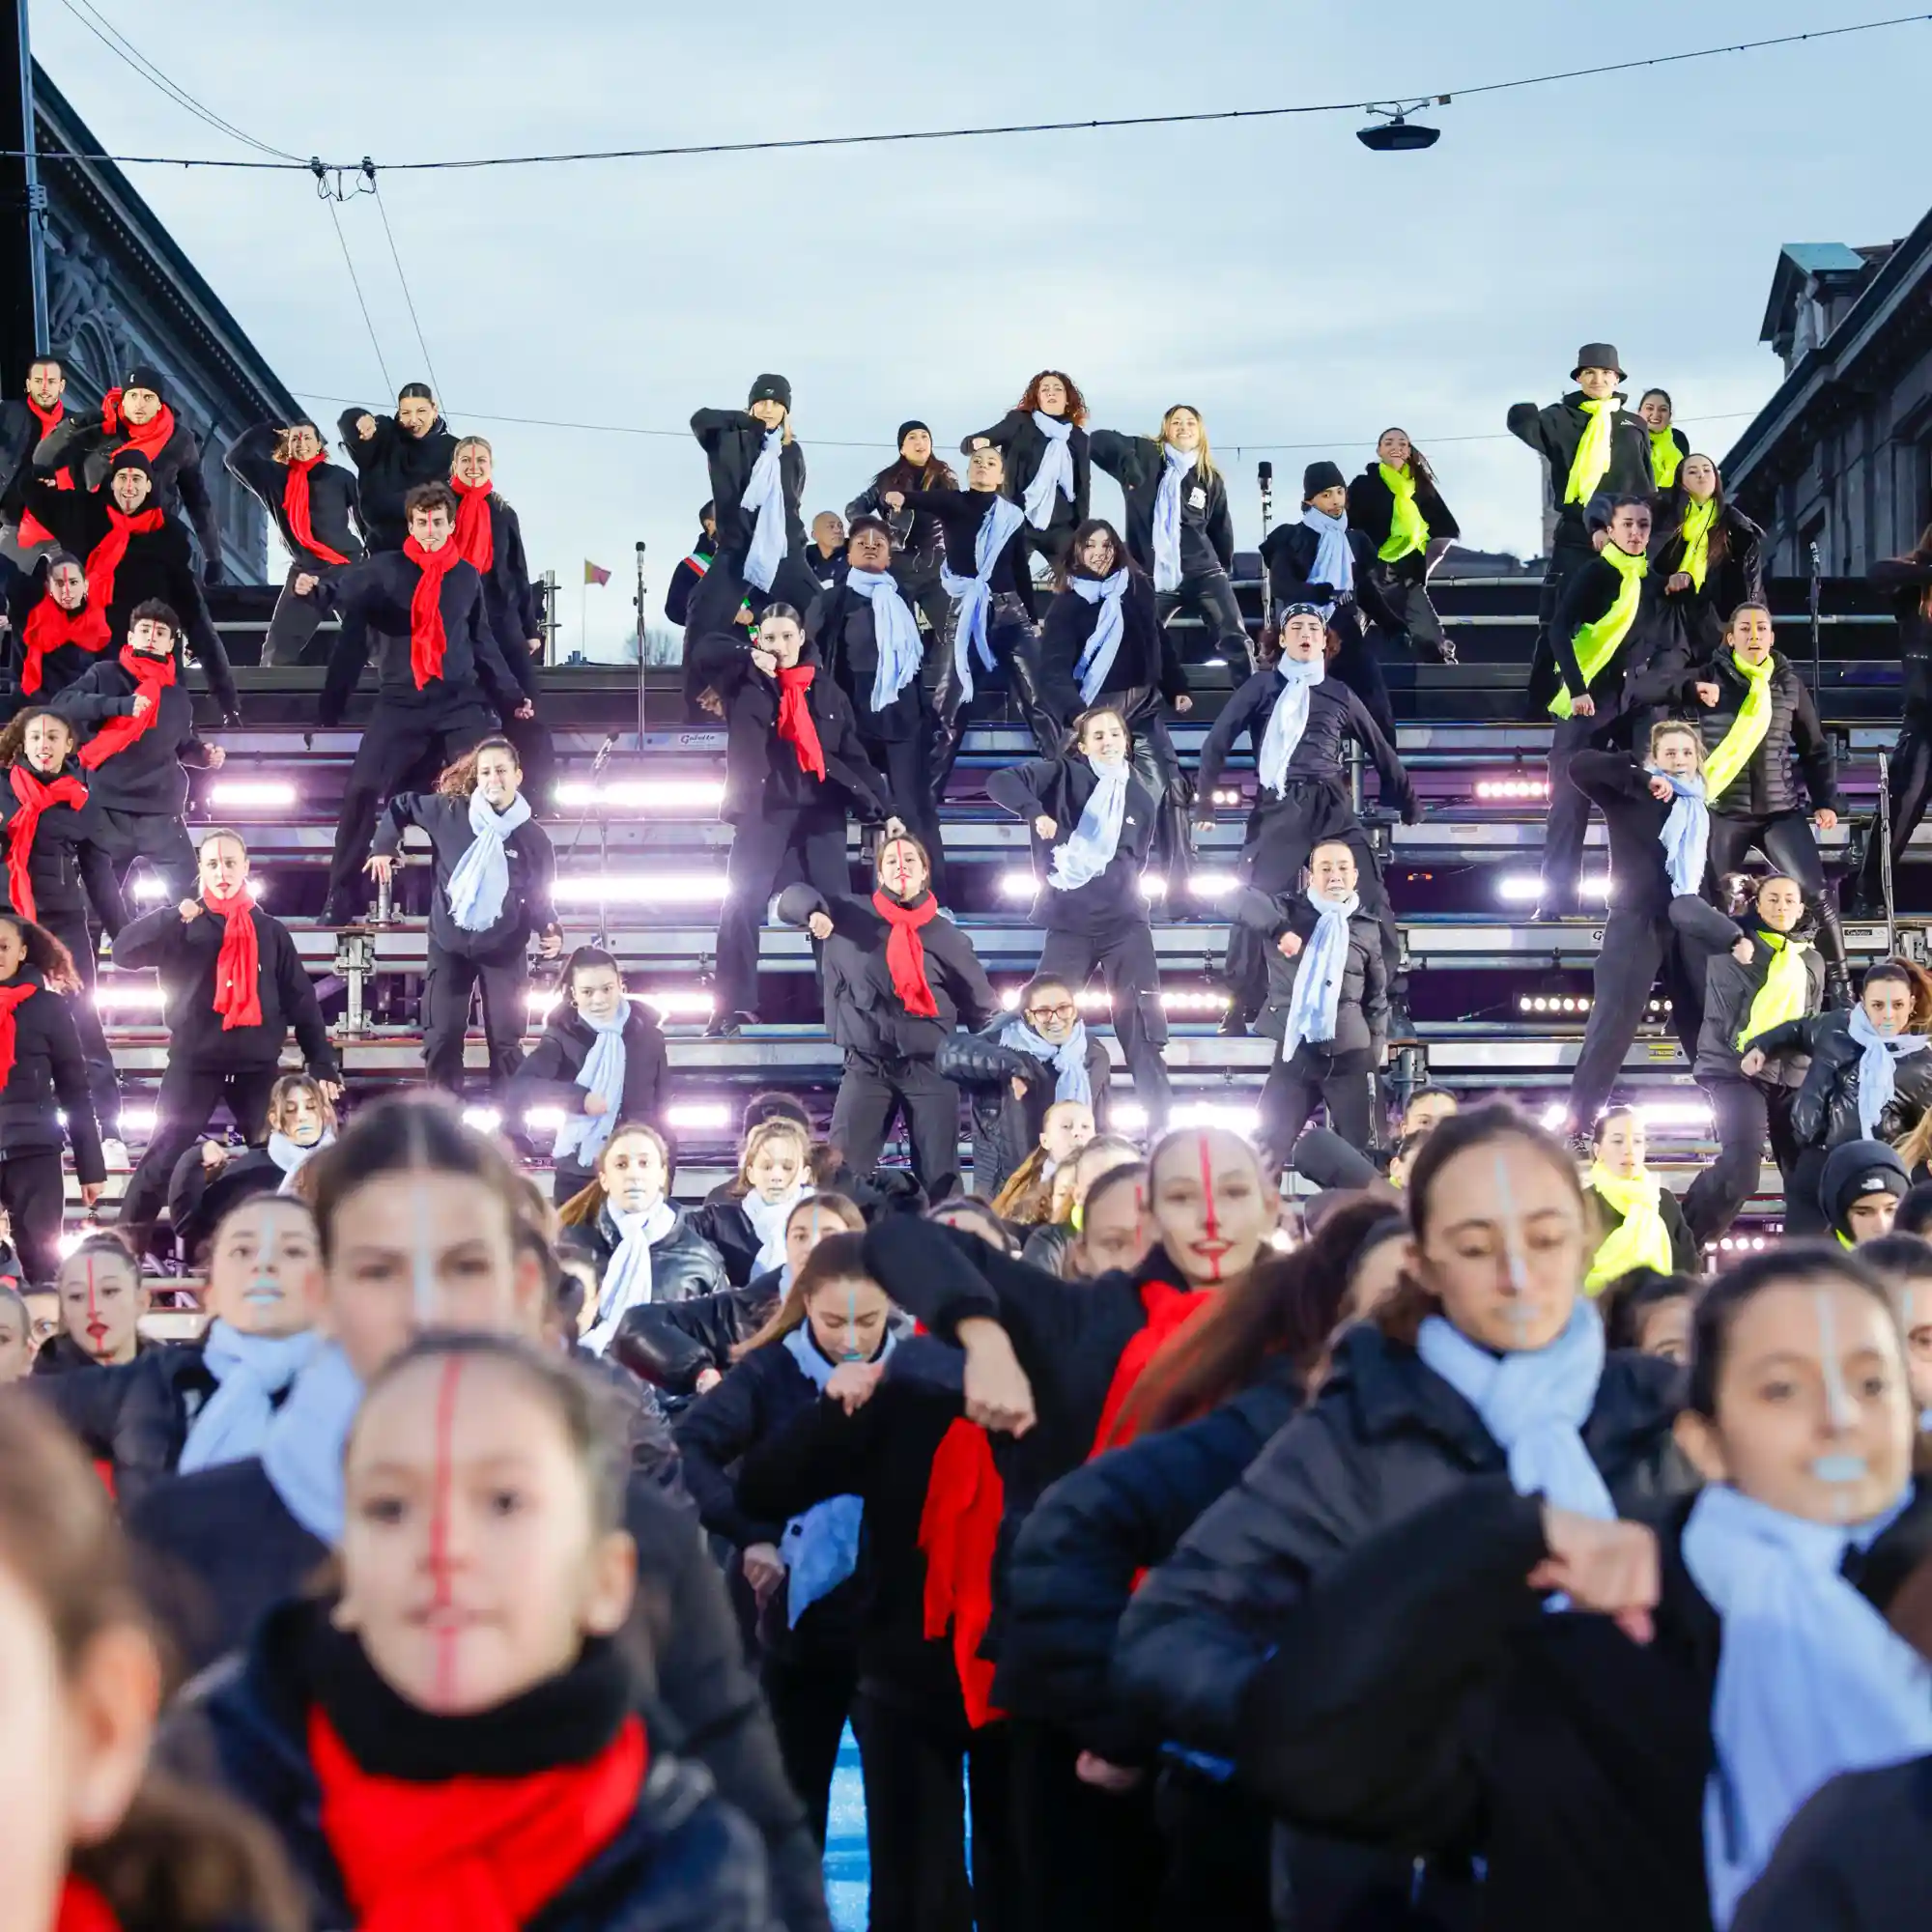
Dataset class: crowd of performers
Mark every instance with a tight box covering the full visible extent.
[6,344,1932,1929]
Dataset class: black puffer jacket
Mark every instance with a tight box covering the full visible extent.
[1692,932,1823,1085]
[939,1017,1113,1196]
[1236,887,1388,1059]
[1037,570,1184,724]
[509,1003,669,1140]
[0,971,104,1181]
[1743,1009,1932,1151]
[1087,433,1234,579]
[616,1276,781,1404]
[165,1145,291,1267]
[1637,649,1837,819]
[962,409,1090,539]
[692,409,807,559]
[558,1204,730,1306]
[335,408,459,553]
[32,1337,217,1506]
[1112,1319,1688,1758]
[0,758,126,927]
[983,754,1159,934]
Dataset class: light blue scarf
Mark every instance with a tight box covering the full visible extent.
[256,1339,364,1544]
[1279,890,1360,1064]
[746,1182,811,1275]
[583,1196,680,1355]
[1047,753,1129,894]
[1683,1483,1932,1927]
[268,1128,333,1193]
[1022,411,1075,529]
[1070,569,1129,703]
[942,494,1028,703]
[742,426,786,592]
[780,1322,896,1625]
[1301,504,1354,614]
[844,567,924,712]
[552,1008,629,1168]
[1257,656,1324,798]
[1651,767,1710,899]
[1151,442,1195,593]
[177,1321,319,1476]
[444,788,532,932]
[1847,1005,1931,1140]
[1001,1015,1093,1107]
[1415,1297,1615,1520]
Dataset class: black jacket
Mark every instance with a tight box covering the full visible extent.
[616,1278,782,1402]
[0,969,103,1180]
[1112,1320,1688,1758]
[911,486,1037,615]
[1650,497,1766,659]
[371,789,559,958]
[1745,1009,1932,1151]
[1259,522,1406,643]
[1088,433,1234,578]
[1567,751,1676,918]
[1003,1357,1306,1763]
[559,1203,730,1307]
[1636,650,1837,820]
[691,409,807,559]
[112,901,338,1077]
[335,408,459,553]
[1582,1178,1699,1275]
[165,1145,285,1264]
[1236,887,1388,1059]
[664,529,718,628]
[682,1199,768,1289]
[1037,571,1184,722]
[1693,932,1823,1084]
[0,395,68,519]
[2,568,116,708]
[983,754,1159,933]
[1542,547,1668,717]
[318,548,525,724]
[938,1018,1113,1196]
[690,636,890,824]
[1505,392,1655,536]
[462,490,544,696]
[51,653,215,815]
[776,885,995,1062]
[130,1454,828,1932]
[509,1004,669,1144]
[806,574,931,743]
[223,425,364,574]
[0,757,127,929]
[1346,464,1461,573]
[37,405,224,577]
[1196,669,1418,816]
[33,1337,219,1505]
[846,462,951,563]
[1872,554,1932,717]
[963,410,1090,537]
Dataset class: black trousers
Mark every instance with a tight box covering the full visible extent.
[1540,711,1623,918]
[866,728,948,903]
[117,1060,281,1238]
[1683,1074,1802,1246]
[1568,908,1700,1132]
[0,1150,67,1287]
[892,551,955,674]
[42,906,120,1135]
[261,563,340,667]
[1786,1144,1833,1237]
[830,1052,962,1200]
[1328,624,1398,747]
[851,1692,1016,1932]
[1153,1766,1274,1932]
[1706,810,1848,984]
[1009,1719,1163,1932]
[931,594,1057,804]
[1038,921,1170,1125]
[423,935,528,1094]
[498,701,555,811]
[683,544,825,706]
[716,804,850,1018]
[1156,567,1248,661]
[1259,1043,1376,1165]
[1370,558,1452,661]
[761,1647,861,1849]
[323,697,497,917]
[1853,710,1932,912]
[93,809,195,905]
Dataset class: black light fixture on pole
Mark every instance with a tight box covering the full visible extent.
[1356,98,1450,152]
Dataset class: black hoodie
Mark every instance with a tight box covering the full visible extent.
[1037,570,1185,719]
[961,410,1090,538]
[36,405,224,576]
[370,788,558,958]
[0,967,104,1177]
[335,407,459,552]
[224,423,364,573]
[52,652,216,816]
[1505,391,1655,535]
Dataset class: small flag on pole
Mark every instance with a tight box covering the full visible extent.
[583,560,611,586]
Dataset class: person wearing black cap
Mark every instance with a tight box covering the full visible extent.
[665,501,721,629]
[845,421,957,651]
[2,550,111,713]
[807,515,948,899]
[1820,1139,1909,1245]
[33,363,226,582]
[684,377,823,710]
[1347,428,1462,666]
[964,369,1092,573]
[1259,461,1407,742]
[222,417,364,667]
[337,383,459,554]
[0,355,73,568]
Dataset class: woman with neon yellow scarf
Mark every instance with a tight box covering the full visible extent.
[1347,428,1462,668]
[1653,454,1767,661]
[1635,389,1690,495]
[1581,1105,1697,1292]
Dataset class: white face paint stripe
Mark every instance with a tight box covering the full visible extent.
[412,1184,437,1326]
[1815,1286,1857,1433]
[1492,1149,1535,1345]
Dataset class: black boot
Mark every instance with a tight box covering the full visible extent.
[1813,897,1855,1009]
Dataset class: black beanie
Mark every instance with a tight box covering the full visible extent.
[122,362,167,402]
[1821,1140,1910,1238]
[748,374,792,412]
[108,448,153,477]
[397,381,435,403]
[1302,460,1346,498]
[896,420,930,452]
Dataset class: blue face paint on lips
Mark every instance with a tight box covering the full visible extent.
[1812,1453,1872,1487]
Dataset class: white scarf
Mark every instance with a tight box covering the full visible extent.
[743,425,787,592]
[1070,570,1130,703]
[1152,441,1195,592]
[1047,753,1130,894]
[746,1181,812,1275]
[177,1321,319,1475]
[844,567,924,712]
[1301,504,1354,614]
[267,1128,333,1194]
[942,494,1027,703]
[1279,890,1361,1063]
[552,1008,629,1168]
[444,788,533,932]
[1847,1005,1931,1140]
[1022,411,1075,528]
[582,1196,680,1355]
[1257,656,1325,798]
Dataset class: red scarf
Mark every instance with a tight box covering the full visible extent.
[8,764,88,921]
[20,595,110,695]
[99,388,176,465]
[404,534,463,688]
[451,477,496,573]
[54,1876,120,1932]
[282,454,350,567]
[1090,1280,1211,1457]
[918,1417,1007,1728]
[774,664,827,780]
[203,885,262,1030]
[15,399,71,545]
[81,503,164,611]
[77,648,174,770]
[871,888,940,1017]
[0,980,33,1090]
[310,1708,647,1932]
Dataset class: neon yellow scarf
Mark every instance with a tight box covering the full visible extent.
[1584,1162,1674,1293]
[1738,931,1812,1051]
[1378,463,1429,563]
[1701,650,1776,805]
[1549,545,1646,720]
[1677,496,1718,592]
[1564,398,1620,505]
[1649,427,1683,492]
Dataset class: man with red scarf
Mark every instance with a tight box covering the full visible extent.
[108,829,340,1248]
[2,552,111,715]
[223,417,364,666]
[0,355,73,569]
[689,604,897,1037]
[779,834,995,1200]
[305,481,532,924]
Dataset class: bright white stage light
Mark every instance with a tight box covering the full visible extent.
[1635,1101,1713,1129]
[1188,872,1239,898]
[463,1107,503,1133]
[208,781,298,809]
[667,1101,733,1130]
[1112,1101,1149,1131]
[93,982,165,1010]
[1475,778,1550,802]
[1138,876,1169,898]
[119,1104,156,1133]
[999,986,1022,1009]
[1167,1100,1262,1133]
[1496,874,1609,904]
[1072,988,1229,1015]
[551,875,728,905]
[999,870,1037,899]
[130,875,169,902]
[524,1106,565,1131]
[553,780,725,811]
[1540,1102,1567,1130]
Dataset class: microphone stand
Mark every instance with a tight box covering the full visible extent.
[1808,540,1822,696]
[634,540,649,744]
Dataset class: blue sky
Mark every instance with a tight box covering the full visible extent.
[27,0,1931,655]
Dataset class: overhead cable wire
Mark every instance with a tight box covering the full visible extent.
[320,205,393,400]
[369,181,443,403]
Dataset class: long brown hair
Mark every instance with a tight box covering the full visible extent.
[0,908,79,993]
[1018,370,1090,427]
[0,704,74,771]
[1670,454,1732,570]
[435,735,521,797]
[992,1145,1057,1223]
[555,1122,672,1229]
[735,1225,872,1355]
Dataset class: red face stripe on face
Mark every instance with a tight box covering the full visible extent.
[427,1356,463,1706]
[1198,1131,1222,1281]
[84,1255,107,1350]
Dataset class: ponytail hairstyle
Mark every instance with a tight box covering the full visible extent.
[1722,601,1775,649]
[735,1223,872,1355]
[0,704,74,772]
[1865,956,1932,1035]
[1017,369,1089,426]
[1377,427,1435,489]
[555,1122,672,1230]
[1647,718,1706,772]
[991,1145,1056,1223]
[0,908,78,994]
[434,735,521,797]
